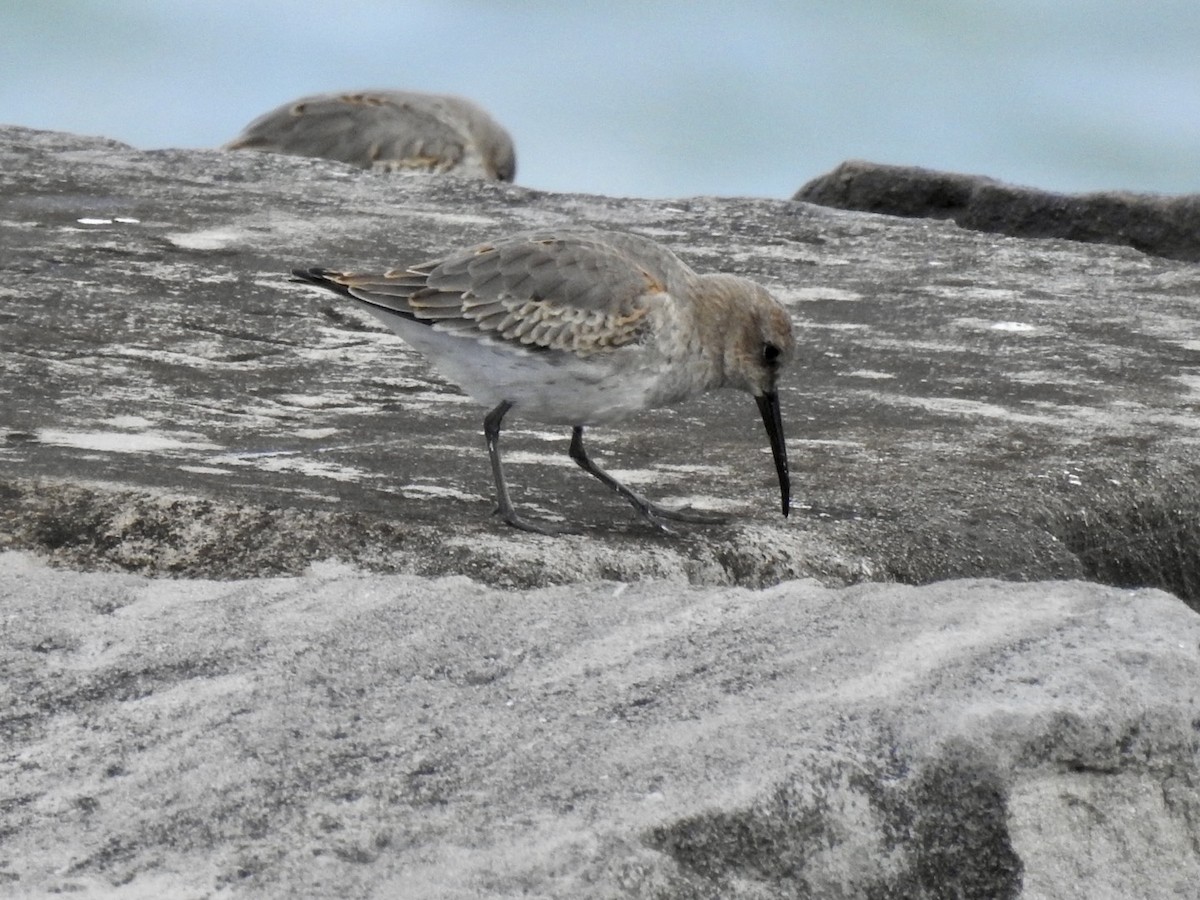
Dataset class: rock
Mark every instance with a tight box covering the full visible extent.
[3,125,1200,896]
[3,126,1200,604]
[1,551,1197,897]
[794,160,1200,263]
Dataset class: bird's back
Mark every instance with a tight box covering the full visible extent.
[293,229,792,430]
[226,90,516,181]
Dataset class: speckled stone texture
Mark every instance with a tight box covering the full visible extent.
[3,552,1198,898]
[4,126,1200,597]
[2,126,1200,897]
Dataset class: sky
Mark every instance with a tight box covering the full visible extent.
[1,1,1198,199]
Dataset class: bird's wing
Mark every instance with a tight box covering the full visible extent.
[227,92,468,172]
[300,231,688,355]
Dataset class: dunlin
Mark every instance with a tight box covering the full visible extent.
[225,90,516,182]
[292,229,793,534]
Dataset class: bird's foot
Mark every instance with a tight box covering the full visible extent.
[629,497,727,532]
[644,504,727,525]
[494,507,581,536]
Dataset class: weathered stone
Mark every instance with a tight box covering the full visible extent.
[3,126,1200,603]
[795,159,1200,263]
[3,125,1200,897]
[1,552,1196,897]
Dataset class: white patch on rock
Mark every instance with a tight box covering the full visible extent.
[845,369,895,380]
[205,450,371,482]
[164,227,251,251]
[781,286,865,303]
[102,415,156,429]
[399,483,481,502]
[37,429,219,453]
[991,321,1038,332]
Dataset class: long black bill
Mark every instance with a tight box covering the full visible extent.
[755,391,791,517]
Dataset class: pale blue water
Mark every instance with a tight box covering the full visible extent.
[2,0,1197,199]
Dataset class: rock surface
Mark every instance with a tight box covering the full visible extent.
[3,126,1200,897]
[795,159,1200,263]
[3,551,1198,898]
[3,126,1200,600]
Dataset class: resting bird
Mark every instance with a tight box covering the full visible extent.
[226,90,516,182]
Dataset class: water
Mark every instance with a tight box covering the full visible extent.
[1,0,1197,199]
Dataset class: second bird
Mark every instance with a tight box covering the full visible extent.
[225,90,517,182]
[293,229,794,534]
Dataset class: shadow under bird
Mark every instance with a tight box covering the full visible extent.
[225,90,516,182]
[292,229,793,534]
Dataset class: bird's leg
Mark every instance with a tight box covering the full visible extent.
[484,401,577,535]
[568,427,727,530]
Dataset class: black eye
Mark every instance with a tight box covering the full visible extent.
[762,343,782,366]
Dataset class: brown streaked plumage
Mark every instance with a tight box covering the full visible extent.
[225,90,516,182]
[292,229,794,534]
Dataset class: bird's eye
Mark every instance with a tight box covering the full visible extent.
[762,343,782,366]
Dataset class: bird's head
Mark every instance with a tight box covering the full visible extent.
[704,275,795,517]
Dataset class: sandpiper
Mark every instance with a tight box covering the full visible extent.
[292,229,793,534]
[225,90,516,182]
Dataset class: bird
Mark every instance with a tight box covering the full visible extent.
[291,229,794,534]
[225,90,516,182]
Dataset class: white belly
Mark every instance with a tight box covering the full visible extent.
[363,307,686,426]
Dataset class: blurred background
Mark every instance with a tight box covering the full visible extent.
[1,0,1197,199]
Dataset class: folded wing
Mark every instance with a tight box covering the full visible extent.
[296,231,694,356]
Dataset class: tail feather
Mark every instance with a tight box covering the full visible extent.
[290,267,355,299]
[291,266,426,325]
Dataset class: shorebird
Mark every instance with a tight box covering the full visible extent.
[225,90,516,182]
[292,229,794,534]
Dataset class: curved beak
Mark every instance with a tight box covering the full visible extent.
[755,391,791,517]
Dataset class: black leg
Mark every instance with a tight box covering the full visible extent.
[568,426,727,531]
[483,401,576,535]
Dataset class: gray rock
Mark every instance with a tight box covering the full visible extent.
[2,125,1200,896]
[3,126,1200,604]
[794,159,1200,263]
[2,551,1197,897]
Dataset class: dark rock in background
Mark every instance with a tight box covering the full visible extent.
[795,159,1200,263]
